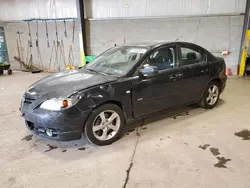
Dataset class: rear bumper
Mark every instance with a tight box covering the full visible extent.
[220,74,227,93]
[22,107,91,141]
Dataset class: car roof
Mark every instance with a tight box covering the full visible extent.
[118,41,201,49]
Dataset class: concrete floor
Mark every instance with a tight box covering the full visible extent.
[1,72,250,188]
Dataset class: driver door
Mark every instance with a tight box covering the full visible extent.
[132,45,185,117]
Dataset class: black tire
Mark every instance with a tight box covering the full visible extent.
[7,69,12,75]
[200,81,221,109]
[0,69,3,75]
[84,104,125,146]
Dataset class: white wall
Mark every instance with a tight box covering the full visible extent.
[86,16,244,71]
[84,0,245,75]
[0,0,246,75]
[85,0,246,19]
[0,0,77,21]
[3,21,81,71]
[0,0,81,71]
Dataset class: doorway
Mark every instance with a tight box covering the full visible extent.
[0,27,9,63]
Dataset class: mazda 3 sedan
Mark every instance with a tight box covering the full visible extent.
[20,42,227,145]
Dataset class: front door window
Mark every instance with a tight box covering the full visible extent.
[143,46,177,71]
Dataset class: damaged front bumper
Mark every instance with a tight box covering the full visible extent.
[21,107,91,141]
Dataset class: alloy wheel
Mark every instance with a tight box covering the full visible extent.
[206,85,219,105]
[92,110,121,141]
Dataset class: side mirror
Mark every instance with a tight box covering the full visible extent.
[139,65,159,77]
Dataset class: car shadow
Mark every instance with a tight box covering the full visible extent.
[216,98,225,107]
[27,99,225,160]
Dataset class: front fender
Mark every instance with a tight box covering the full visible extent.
[75,80,133,122]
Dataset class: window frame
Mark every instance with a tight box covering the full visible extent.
[177,44,208,67]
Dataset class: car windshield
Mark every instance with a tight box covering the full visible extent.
[85,46,148,76]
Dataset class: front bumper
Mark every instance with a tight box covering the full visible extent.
[21,107,91,141]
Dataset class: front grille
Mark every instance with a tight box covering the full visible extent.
[24,97,35,104]
[23,92,36,105]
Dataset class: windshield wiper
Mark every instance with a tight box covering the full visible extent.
[85,67,108,76]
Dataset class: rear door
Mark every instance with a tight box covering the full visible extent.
[178,44,212,102]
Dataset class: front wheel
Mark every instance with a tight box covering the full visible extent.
[84,104,125,146]
[200,81,220,109]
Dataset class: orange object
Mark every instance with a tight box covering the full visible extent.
[62,100,68,108]
[225,67,232,76]
[233,65,239,76]
[222,51,229,56]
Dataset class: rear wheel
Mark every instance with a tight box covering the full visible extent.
[200,81,220,109]
[7,69,12,75]
[0,69,3,75]
[84,104,125,146]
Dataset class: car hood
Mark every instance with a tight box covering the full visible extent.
[25,69,118,99]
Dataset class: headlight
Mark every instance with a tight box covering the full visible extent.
[40,97,79,111]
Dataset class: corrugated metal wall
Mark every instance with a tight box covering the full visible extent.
[0,0,77,21]
[85,0,246,19]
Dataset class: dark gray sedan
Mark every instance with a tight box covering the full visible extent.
[20,42,227,145]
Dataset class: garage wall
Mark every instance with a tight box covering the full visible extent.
[0,0,82,71]
[0,0,77,21]
[86,16,244,71]
[2,21,81,70]
[85,0,246,75]
[85,0,246,18]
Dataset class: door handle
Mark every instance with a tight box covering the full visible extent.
[201,69,209,74]
[169,74,176,79]
[170,73,183,80]
[176,73,183,77]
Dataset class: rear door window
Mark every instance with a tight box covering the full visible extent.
[180,46,206,66]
